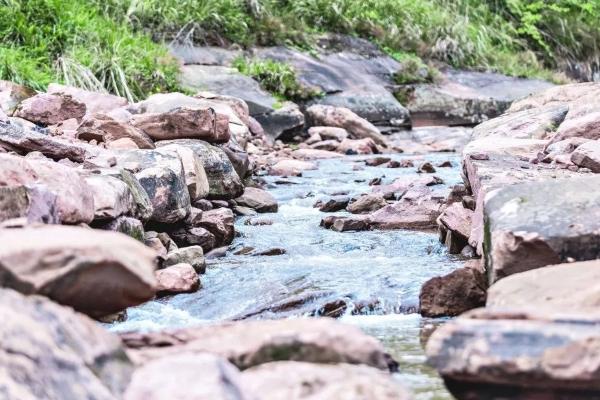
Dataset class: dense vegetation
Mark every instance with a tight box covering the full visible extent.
[1,0,599,99]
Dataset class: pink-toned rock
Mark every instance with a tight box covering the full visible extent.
[306,105,388,146]
[132,107,230,143]
[0,225,157,317]
[549,111,600,146]
[14,93,86,125]
[508,82,600,113]
[242,361,411,400]
[292,148,343,160]
[0,153,95,224]
[235,187,278,213]
[190,207,235,246]
[120,318,397,371]
[155,263,200,296]
[47,117,79,138]
[310,139,339,151]
[308,126,348,142]
[337,137,378,155]
[125,353,252,400]
[372,175,443,198]
[347,193,387,214]
[47,83,128,115]
[571,140,600,172]
[106,137,139,150]
[77,113,155,149]
[438,202,473,240]
[194,91,250,125]
[419,261,486,317]
[368,197,444,230]
[269,159,317,176]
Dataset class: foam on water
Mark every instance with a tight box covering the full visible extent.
[111,152,462,399]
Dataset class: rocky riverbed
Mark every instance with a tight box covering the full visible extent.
[2,34,600,399]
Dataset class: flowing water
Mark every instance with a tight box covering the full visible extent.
[111,152,465,399]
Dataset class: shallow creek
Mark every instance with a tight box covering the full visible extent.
[111,152,464,399]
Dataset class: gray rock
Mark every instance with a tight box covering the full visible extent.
[254,101,305,142]
[113,148,191,224]
[154,143,210,201]
[164,246,206,274]
[400,69,553,126]
[427,308,600,399]
[0,184,59,224]
[0,120,98,162]
[483,175,600,284]
[253,38,409,127]
[156,139,243,200]
[97,216,145,242]
[0,288,133,400]
[169,227,216,252]
[180,65,277,115]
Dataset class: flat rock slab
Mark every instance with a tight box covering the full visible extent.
[120,318,397,372]
[402,69,553,126]
[487,260,600,311]
[483,175,600,284]
[180,65,277,116]
[427,308,600,399]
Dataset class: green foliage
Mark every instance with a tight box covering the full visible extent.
[0,0,180,100]
[233,57,321,101]
[1,0,598,98]
[388,51,439,84]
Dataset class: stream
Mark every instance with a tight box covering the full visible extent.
[110,151,465,400]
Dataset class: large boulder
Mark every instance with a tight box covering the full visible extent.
[242,361,411,400]
[483,175,600,284]
[427,308,600,399]
[112,149,191,224]
[235,187,278,213]
[125,353,253,400]
[306,104,388,147]
[571,139,600,172]
[0,226,157,317]
[487,260,600,311]
[13,93,86,125]
[120,318,397,371]
[156,139,243,200]
[399,69,552,126]
[47,83,128,115]
[131,107,230,143]
[77,113,155,149]
[153,143,210,201]
[0,288,134,400]
[253,36,410,128]
[0,120,98,162]
[508,82,600,113]
[0,153,95,224]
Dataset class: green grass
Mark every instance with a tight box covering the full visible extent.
[1,0,598,99]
